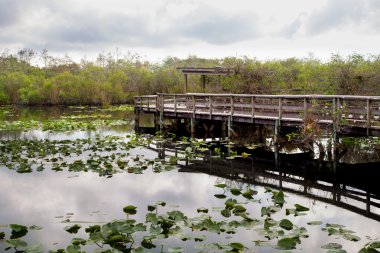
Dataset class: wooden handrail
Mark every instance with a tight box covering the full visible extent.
[134,93,380,132]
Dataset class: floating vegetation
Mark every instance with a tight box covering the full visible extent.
[0,119,132,132]
[103,105,134,112]
[0,134,183,176]
[60,114,112,119]
[0,185,377,252]
[1,106,379,253]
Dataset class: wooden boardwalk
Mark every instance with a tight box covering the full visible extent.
[134,93,380,136]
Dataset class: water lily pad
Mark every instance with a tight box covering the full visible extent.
[369,241,380,248]
[71,238,87,246]
[131,247,144,253]
[64,224,81,234]
[197,208,209,213]
[229,242,246,252]
[123,205,137,215]
[66,244,82,253]
[343,233,361,241]
[279,219,293,230]
[230,188,242,196]
[307,221,323,226]
[321,243,343,249]
[294,204,309,212]
[272,191,285,207]
[156,201,166,206]
[6,239,28,248]
[168,247,183,253]
[10,224,28,239]
[141,239,156,249]
[326,223,345,228]
[277,237,298,250]
[25,244,43,253]
[29,225,43,230]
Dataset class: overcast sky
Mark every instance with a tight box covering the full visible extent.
[0,0,379,62]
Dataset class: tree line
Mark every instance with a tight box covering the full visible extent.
[0,49,379,105]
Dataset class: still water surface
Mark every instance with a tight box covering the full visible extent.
[0,106,379,252]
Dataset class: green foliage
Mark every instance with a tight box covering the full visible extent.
[1,52,380,105]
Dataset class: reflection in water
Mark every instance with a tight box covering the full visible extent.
[172,147,380,221]
[1,106,380,252]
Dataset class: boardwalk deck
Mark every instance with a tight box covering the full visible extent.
[134,93,380,136]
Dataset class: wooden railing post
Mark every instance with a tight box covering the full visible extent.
[303,98,308,123]
[192,95,196,116]
[367,98,372,135]
[251,96,255,117]
[174,94,177,113]
[278,97,283,122]
[336,97,341,128]
[230,96,234,116]
[209,96,213,119]
[160,94,164,133]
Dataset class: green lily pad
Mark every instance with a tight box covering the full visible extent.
[29,225,43,230]
[294,204,309,212]
[279,219,293,230]
[343,233,361,241]
[123,205,137,215]
[370,241,380,248]
[10,224,28,239]
[321,243,343,249]
[307,221,323,226]
[229,242,246,252]
[64,224,81,234]
[230,188,242,196]
[197,208,209,213]
[214,194,227,199]
[71,238,87,246]
[25,244,43,253]
[168,247,183,253]
[272,191,285,206]
[6,239,28,248]
[156,201,166,206]
[141,239,156,249]
[277,237,298,250]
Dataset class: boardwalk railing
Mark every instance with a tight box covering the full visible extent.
[134,93,380,131]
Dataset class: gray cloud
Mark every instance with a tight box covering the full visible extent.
[278,15,304,39]
[0,0,260,52]
[305,0,377,35]
[175,7,259,45]
[0,0,21,28]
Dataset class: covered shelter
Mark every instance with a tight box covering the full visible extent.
[177,67,232,93]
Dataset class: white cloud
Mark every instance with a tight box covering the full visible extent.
[0,0,379,61]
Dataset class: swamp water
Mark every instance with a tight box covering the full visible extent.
[0,105,379,253]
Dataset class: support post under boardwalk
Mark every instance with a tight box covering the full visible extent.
[222,121,227,138]
[134,108,140,133]
[274,119,280,145]
[154,113,159,133]
[191,117,195,138]
[227,116,232,140]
